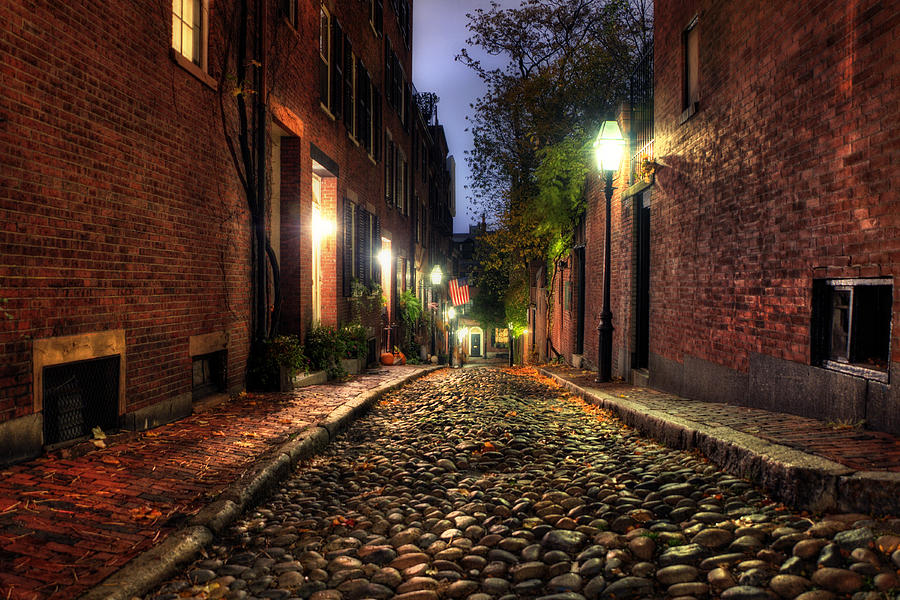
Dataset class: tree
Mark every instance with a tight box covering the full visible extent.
[459,0,651,358]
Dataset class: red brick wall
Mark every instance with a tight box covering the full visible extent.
[0,0,251,422]
[652,0,899,372]
[0,0,427,441]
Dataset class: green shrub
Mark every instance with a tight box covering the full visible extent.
[339,323,368,360]
[305,325,344,372]
[246,335,309,391]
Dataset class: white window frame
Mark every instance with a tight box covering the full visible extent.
[172,0,209,72]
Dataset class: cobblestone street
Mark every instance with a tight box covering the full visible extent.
[145,367,900,600]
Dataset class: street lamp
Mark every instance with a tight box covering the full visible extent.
[593,120,626,383]
[429,265,443,359]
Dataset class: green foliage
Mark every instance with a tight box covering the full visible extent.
[458,0,652,351]
[246,335,309,391]
[398,290,423,358]
[339,323,368,360]
[305,325,347,379]
[349,279,385,322]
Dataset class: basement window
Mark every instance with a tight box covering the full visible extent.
[192,350,227,401]
[43,356,120,446]
[812,278,892,382]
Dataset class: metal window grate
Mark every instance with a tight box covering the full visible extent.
[43,356,119,446]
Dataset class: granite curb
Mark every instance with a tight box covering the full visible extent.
[77,365,442,600]
[538,367,900,516]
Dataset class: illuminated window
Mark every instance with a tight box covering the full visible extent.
[172,0,207,69]
[682,17,699,115]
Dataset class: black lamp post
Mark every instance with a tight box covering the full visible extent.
[593,120,626,383]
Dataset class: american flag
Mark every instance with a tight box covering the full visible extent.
[449,277,470,306]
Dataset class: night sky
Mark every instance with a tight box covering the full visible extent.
[413,0,519,233]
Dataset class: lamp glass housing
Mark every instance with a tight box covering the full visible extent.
[447,306,456,320]
[430,265,443,286]
[593,120,626,172]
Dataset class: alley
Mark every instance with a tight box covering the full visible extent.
[145,368,900,600]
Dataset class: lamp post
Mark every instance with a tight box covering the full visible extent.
[429,265,443,359]
[593,120,626,383]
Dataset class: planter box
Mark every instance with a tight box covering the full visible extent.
[292,370,327,388]
[341,357,364,375]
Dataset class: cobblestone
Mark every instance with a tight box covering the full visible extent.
[144,367,900,600]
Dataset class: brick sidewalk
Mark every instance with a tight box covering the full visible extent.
[541,364,900,473]
[0,365,433,600]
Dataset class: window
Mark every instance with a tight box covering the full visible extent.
[279,0,297,28]
[385,132,395,205]
[397,150,408,214]
[172,0,207,69]
[682,17,699,119]
[344,42,357,138]
[812,278,892,382]
[369,0,383,36]
[564,281,572,311]
[342,200,381,296]
[319,6,331,109]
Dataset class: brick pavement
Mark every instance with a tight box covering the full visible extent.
[0,365,432,600]
[541,364,900,473]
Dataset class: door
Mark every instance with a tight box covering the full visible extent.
[634,190,651,369]
[311,175,323,326]
[470,333,481,357]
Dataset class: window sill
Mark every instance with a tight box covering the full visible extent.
[820,360,889,384]
[170,49,217,90]
[679,101,698,125]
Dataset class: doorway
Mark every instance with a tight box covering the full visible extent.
[311,174,324,326]
[634,190,651,369]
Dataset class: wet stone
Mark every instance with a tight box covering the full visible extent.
[769,574,810,598]
[810,568,864,594]
[547,573,583,592]
[834,528,874,551]
[720,585,770,600]
[659,543,705,566]
[599,576,652,599]
[656,564,699,585]
[543,529,587,552]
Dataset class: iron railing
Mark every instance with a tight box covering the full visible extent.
[628,45,654,185]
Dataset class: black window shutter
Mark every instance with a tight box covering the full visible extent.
[375,0,383,35]
[343,199,354,297]
[372,215,382,285]
[372,86,382,160]
[384,37,393,108]
[331,19,344,117]
[343,37,354,133]
[357,209,370,286]
[356,60,367,149]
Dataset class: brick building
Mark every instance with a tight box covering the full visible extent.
[0,0,453,465]
[549,0,899,433]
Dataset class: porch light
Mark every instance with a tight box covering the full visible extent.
[593,120,626,172]
[430,264,443,286]
[447,306,456,320]
[378,248,391,272]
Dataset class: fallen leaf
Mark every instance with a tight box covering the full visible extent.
[100,456,120,465]
[91,440,106,449]
[91,426,107,440]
